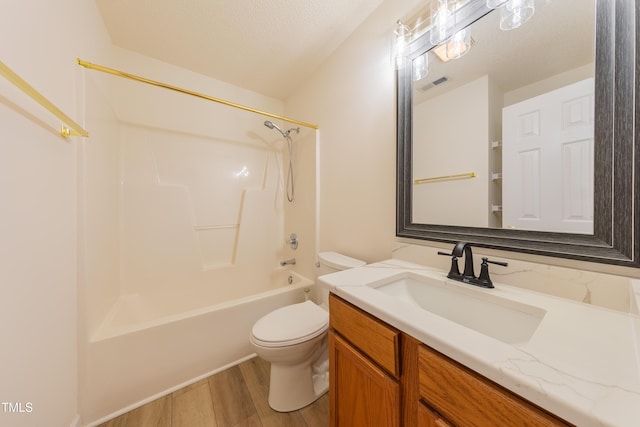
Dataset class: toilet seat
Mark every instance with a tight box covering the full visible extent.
[251,301,329,348]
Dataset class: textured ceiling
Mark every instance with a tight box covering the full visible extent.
[96,0,384,100]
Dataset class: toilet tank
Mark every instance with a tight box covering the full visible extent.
[318,252,366,275]
[317,252,366,305]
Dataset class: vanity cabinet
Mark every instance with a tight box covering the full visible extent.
[329,293,573,427]
[418,345,572,427]
[329,294,401,427]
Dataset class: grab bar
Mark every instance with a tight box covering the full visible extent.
[414,171,476,184]
[0,60,89,138]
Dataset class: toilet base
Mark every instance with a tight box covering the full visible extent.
[267,341,329,412]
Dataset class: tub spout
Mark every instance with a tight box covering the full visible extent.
[280,258,296,266]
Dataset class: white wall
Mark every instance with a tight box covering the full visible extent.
[0,1,112,426]
[286,0,425,261]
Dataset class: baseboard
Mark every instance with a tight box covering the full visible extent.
[85,353,257,427]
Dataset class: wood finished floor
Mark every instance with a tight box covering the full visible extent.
[98,356,328,427]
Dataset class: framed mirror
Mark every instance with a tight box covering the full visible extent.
[396,0,640,267]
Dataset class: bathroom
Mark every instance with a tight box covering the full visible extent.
[1,0,639,426]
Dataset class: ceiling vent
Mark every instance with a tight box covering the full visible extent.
[417,76,448,92]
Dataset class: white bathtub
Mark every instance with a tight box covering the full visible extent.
[83,270,314,425]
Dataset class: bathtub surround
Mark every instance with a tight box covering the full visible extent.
[92,271,311,341]
[78,46,319,422]
[85,282,312,424]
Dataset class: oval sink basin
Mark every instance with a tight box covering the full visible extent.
[368,273,546,345]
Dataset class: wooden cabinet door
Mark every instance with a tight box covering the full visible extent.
[329,331,400,427]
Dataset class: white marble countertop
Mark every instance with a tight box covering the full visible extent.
[319,259,640,427]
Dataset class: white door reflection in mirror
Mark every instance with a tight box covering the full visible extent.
[502,78,594,233]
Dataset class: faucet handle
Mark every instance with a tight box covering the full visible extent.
[477,257,508,288]
[485,258,508,267]
[437,251,461,278]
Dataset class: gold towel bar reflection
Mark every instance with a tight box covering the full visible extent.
[77,59,319,130]
[414,171,476,184]
[0,60,89,137]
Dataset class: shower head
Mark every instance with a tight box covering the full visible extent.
[264,120,286,137]
[264,120,298,203]
[264,120,299,138]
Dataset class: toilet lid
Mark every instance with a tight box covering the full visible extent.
[252,301,329,347]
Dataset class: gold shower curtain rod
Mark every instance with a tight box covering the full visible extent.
[77,59,319,130]
[0,60,89,137]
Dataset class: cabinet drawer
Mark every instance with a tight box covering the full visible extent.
[418,345,571,427]
[329,294,399,377]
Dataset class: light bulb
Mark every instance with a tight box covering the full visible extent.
[446,29,471,59]
[413,53,429,81]
[430,0,455,45]
[500,0,535,30]
[392,21,411,69]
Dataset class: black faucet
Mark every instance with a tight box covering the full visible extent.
[438,242,508,288]
[452,242,475,279]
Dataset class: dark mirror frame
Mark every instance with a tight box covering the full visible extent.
[396,0,640,267]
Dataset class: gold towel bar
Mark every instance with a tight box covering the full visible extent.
[77,59,319,130]
[0,60,89,138]
[414,171,476,184]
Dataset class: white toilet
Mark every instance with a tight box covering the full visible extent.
[249,252,365,412]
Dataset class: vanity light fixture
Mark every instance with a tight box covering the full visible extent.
[445,28,472,59]
[392,20,412,69]
[430,1,473,62]
[413,52,429,80]
[499,0,535,30]
[430,0,456,45]
[396,0,534,70]
[487,0,535,30]
[433,33,474,62]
